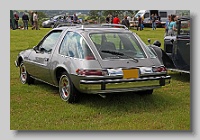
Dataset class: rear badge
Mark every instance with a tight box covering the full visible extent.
[107,68,123,76]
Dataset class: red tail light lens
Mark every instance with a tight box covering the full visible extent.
[85,55,95,60]
[152,66,167,72]
[76,69,107,76]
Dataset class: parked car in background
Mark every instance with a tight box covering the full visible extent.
[42,14,73,28]
[15,24,171,103]
[147,17,190,73]
[163,17,190,73]
[133,10,177,28]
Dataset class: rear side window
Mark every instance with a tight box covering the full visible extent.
[59,32,95,60]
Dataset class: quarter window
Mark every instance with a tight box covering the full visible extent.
[59,32,95,59]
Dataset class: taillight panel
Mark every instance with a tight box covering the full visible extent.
[76,69,108,76]
[152,66,167,73]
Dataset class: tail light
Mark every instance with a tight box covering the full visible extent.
[85,55,95,60]
[76,69,108,76]
[152,66,167,72]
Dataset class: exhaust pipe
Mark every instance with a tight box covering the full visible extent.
[98,94,106,98]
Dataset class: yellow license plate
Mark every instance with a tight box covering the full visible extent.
[123,69,139,79]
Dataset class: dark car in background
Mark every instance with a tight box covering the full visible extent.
[148,17,190,74]
[163,17,190,73]
[15,24,171,103]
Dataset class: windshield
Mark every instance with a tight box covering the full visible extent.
[90,32,146,59]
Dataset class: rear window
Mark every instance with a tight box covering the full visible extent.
[90,32,146,59]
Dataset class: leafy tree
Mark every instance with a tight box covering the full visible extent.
[87,10,135,23]
[37,11,48,19]
[88,10,101,20]
[102,10,135,18]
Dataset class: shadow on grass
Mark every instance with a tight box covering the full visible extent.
[31,78,185,115]
[77,91,180,115]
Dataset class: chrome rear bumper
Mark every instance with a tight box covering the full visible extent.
[79,75,171,94]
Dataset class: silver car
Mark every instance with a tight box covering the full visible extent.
[15,24,171,103]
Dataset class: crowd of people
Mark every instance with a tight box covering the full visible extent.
[104,13,179,37]
[10,11,179,37]
[104,13,143,30]
[11,11,40,30]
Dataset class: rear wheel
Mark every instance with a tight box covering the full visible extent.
[144,89,153,95]
[136,89,153,95]
[59,72,79,103]
[143,89,153,95]
[19,63,34,85]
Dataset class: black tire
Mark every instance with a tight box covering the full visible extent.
[142,89,153,95]
[59,72,79,103]
[19,63,34,85]
[136,89,153,95]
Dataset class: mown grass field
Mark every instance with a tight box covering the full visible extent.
[10,27,190,130]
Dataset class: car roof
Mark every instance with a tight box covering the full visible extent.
[53,24,131,33]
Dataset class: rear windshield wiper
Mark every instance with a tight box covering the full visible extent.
[101,50,139,63]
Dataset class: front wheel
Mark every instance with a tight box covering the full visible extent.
[19,63,34,85]
[59,72,79,103]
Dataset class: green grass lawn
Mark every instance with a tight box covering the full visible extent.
[10,27,190,130]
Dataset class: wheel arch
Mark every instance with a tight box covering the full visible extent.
[17,56,24,66]
[54,67,69,86]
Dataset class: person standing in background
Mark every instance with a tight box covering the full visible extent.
[13,12,19,29]
[167,15,176,36]
[150,14,156,30]
[112,15,120,27]
[106,15,110,23]
[22,12,29,30]
[73,13,78,24]
[137,15,142,31]
[122,16,130,29]
[164,15,171,36]
[32,11,39,30]
[66,15,72,23]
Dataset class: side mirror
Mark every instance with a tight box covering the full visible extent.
[33,46,40,53]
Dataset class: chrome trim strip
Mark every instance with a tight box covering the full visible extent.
[26,60,47,67]
[167,68,190,74]
[30,76,58,87]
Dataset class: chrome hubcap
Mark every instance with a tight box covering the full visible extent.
[60,76,70,100]
[20,65,27,83]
